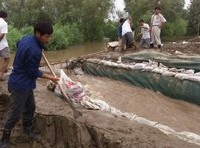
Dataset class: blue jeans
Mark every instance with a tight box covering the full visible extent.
[4,88,35,130]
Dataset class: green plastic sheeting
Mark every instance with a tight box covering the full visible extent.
[83,62,200,105]
[122,50,200,72]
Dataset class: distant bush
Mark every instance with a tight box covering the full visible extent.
[7,23,85,51]
[162,18,187,40]
[47,23,70,50]
[7,25,22,51]
[20,25,33,35]
[66,23,84,45]
[47,23,84,50]
[103,20,118,41]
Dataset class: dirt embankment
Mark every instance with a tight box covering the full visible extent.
[163,42,200,55]
[0,78,200,148]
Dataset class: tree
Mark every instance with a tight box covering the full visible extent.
[0,0,114,41]
[187,0,200,36]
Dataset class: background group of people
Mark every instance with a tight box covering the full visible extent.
[118,6,166,51]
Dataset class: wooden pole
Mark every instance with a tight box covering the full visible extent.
[42,51,82,119]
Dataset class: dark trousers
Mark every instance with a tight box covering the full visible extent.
[122,32,134,49]
[3,88,35,131]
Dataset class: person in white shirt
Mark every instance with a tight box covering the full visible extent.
[150,6,166,49]
[139,19,150,48]
[0,11,10,81]
[121,17,134,51]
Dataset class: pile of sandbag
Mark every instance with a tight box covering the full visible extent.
[86,58,200,83]
[47,69,110,110]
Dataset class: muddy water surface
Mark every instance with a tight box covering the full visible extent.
[0,42,105,67]
[72,74,200,135]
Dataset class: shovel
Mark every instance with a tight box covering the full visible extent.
[42,51,82,119]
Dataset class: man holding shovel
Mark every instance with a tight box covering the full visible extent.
[0,20,59,148]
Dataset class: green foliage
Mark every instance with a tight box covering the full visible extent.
[103,20,118,41]
[173,19,187,36]
[47,23,84,50]
[20,26,33,35]
[162,23,173,37]
[162,19,188,42]
[187,0,200,36]
[0,0,113,42]
[162,18,187,37]
[7,23,85,51]
[47,24,70,50]
[7,25,22,51]
[76,0,113,41]
[66,23,84,45]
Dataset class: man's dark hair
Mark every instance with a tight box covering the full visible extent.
[139,19,144,23]
[34,20,53,35]
[154,6,161,10]
[119,18,125,23]
[0,11,7,18]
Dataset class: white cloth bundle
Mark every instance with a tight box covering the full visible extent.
[54,70,85,103]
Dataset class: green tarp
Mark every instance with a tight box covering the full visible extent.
[83,62,200,105]
[122,50,200,72]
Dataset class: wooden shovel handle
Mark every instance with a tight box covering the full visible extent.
[42,51,78,112]
[42,52,57,77]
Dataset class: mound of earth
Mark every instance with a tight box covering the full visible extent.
[162,42,200,55]
[188,36,200,42]
[0,75,200,147]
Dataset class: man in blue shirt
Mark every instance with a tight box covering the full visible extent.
[0,20,59,148]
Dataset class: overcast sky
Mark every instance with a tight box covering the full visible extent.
[114,0,191,11]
